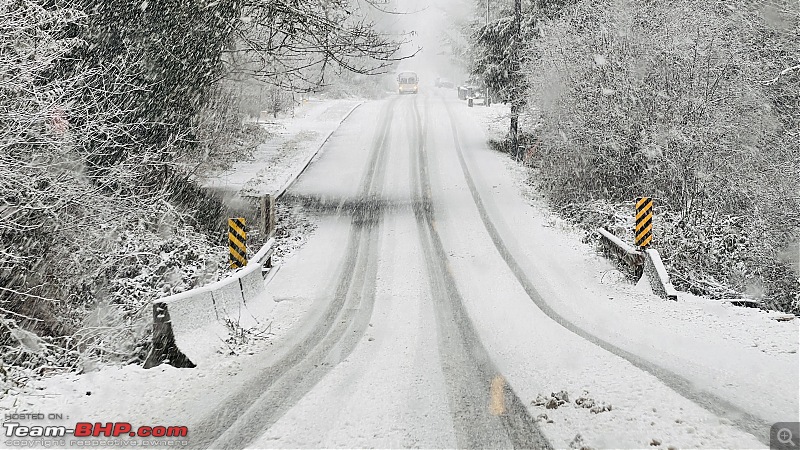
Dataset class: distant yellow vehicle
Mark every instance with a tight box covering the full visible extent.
[397,71,419,95]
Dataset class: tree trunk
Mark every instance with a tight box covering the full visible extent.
[510,0,522,158]
[510,102,519,158]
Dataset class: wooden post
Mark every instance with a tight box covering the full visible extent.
[260,195,276,269]
[260,194,275,238]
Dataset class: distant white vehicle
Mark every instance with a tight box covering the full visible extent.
[435,77,454,89]
[397,71,419,95]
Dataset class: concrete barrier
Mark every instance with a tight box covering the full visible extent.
[144,239,276,369]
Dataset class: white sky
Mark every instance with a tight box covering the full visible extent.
[364,0,476,83]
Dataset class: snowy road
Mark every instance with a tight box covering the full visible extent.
[185,93,795,449]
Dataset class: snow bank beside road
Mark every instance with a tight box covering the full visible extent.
[200,98,358,261]
[201,98,362,199]
[468,102,799,355]
[460,101,799,435]
[0,99,362,443]
[0,285,314,439]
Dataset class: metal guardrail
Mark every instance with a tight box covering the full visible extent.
[144,102,364,369]
[596,228,677,301]
[596,228,645,280]
[144,239,275,369]
[642,248,679,301]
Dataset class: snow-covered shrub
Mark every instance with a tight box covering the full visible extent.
[524,0,799,313]
[0,0,239,382]
[655,211,798,310]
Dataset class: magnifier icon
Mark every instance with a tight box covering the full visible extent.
[778,428,796,446]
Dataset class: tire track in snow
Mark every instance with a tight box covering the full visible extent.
[190,97,397,449]
[440,98,772,445]
[408,95,552,449]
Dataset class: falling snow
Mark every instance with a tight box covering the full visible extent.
[1,0,798,449]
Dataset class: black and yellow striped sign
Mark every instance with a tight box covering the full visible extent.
[635,197,653,248]
[228,217,247,269]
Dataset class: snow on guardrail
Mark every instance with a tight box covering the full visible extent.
[642,248,679,301]
[144,239,276,369]
[596,228,677,301]
[144,101,363,369]
[596,228,644,280]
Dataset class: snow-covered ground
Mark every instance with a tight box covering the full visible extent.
[0,98,362,448]
[467,102,798,355]
[2,94,796,450]
[200,98,362,200]
[459,100,799,443]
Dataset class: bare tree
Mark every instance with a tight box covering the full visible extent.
[226,0,410,91]
[1,0,412,376]
[524,0,800,312]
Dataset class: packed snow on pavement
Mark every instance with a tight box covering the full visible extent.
[1,97,796,450]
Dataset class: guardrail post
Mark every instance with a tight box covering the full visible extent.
[228,217,247,269]
[143,302,195,369]
[260,194,275,239]
[635,197,653,248]
[259,195,275,268]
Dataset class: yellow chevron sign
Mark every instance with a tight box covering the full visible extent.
[228,217,247,269]
[635,197,653,248]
